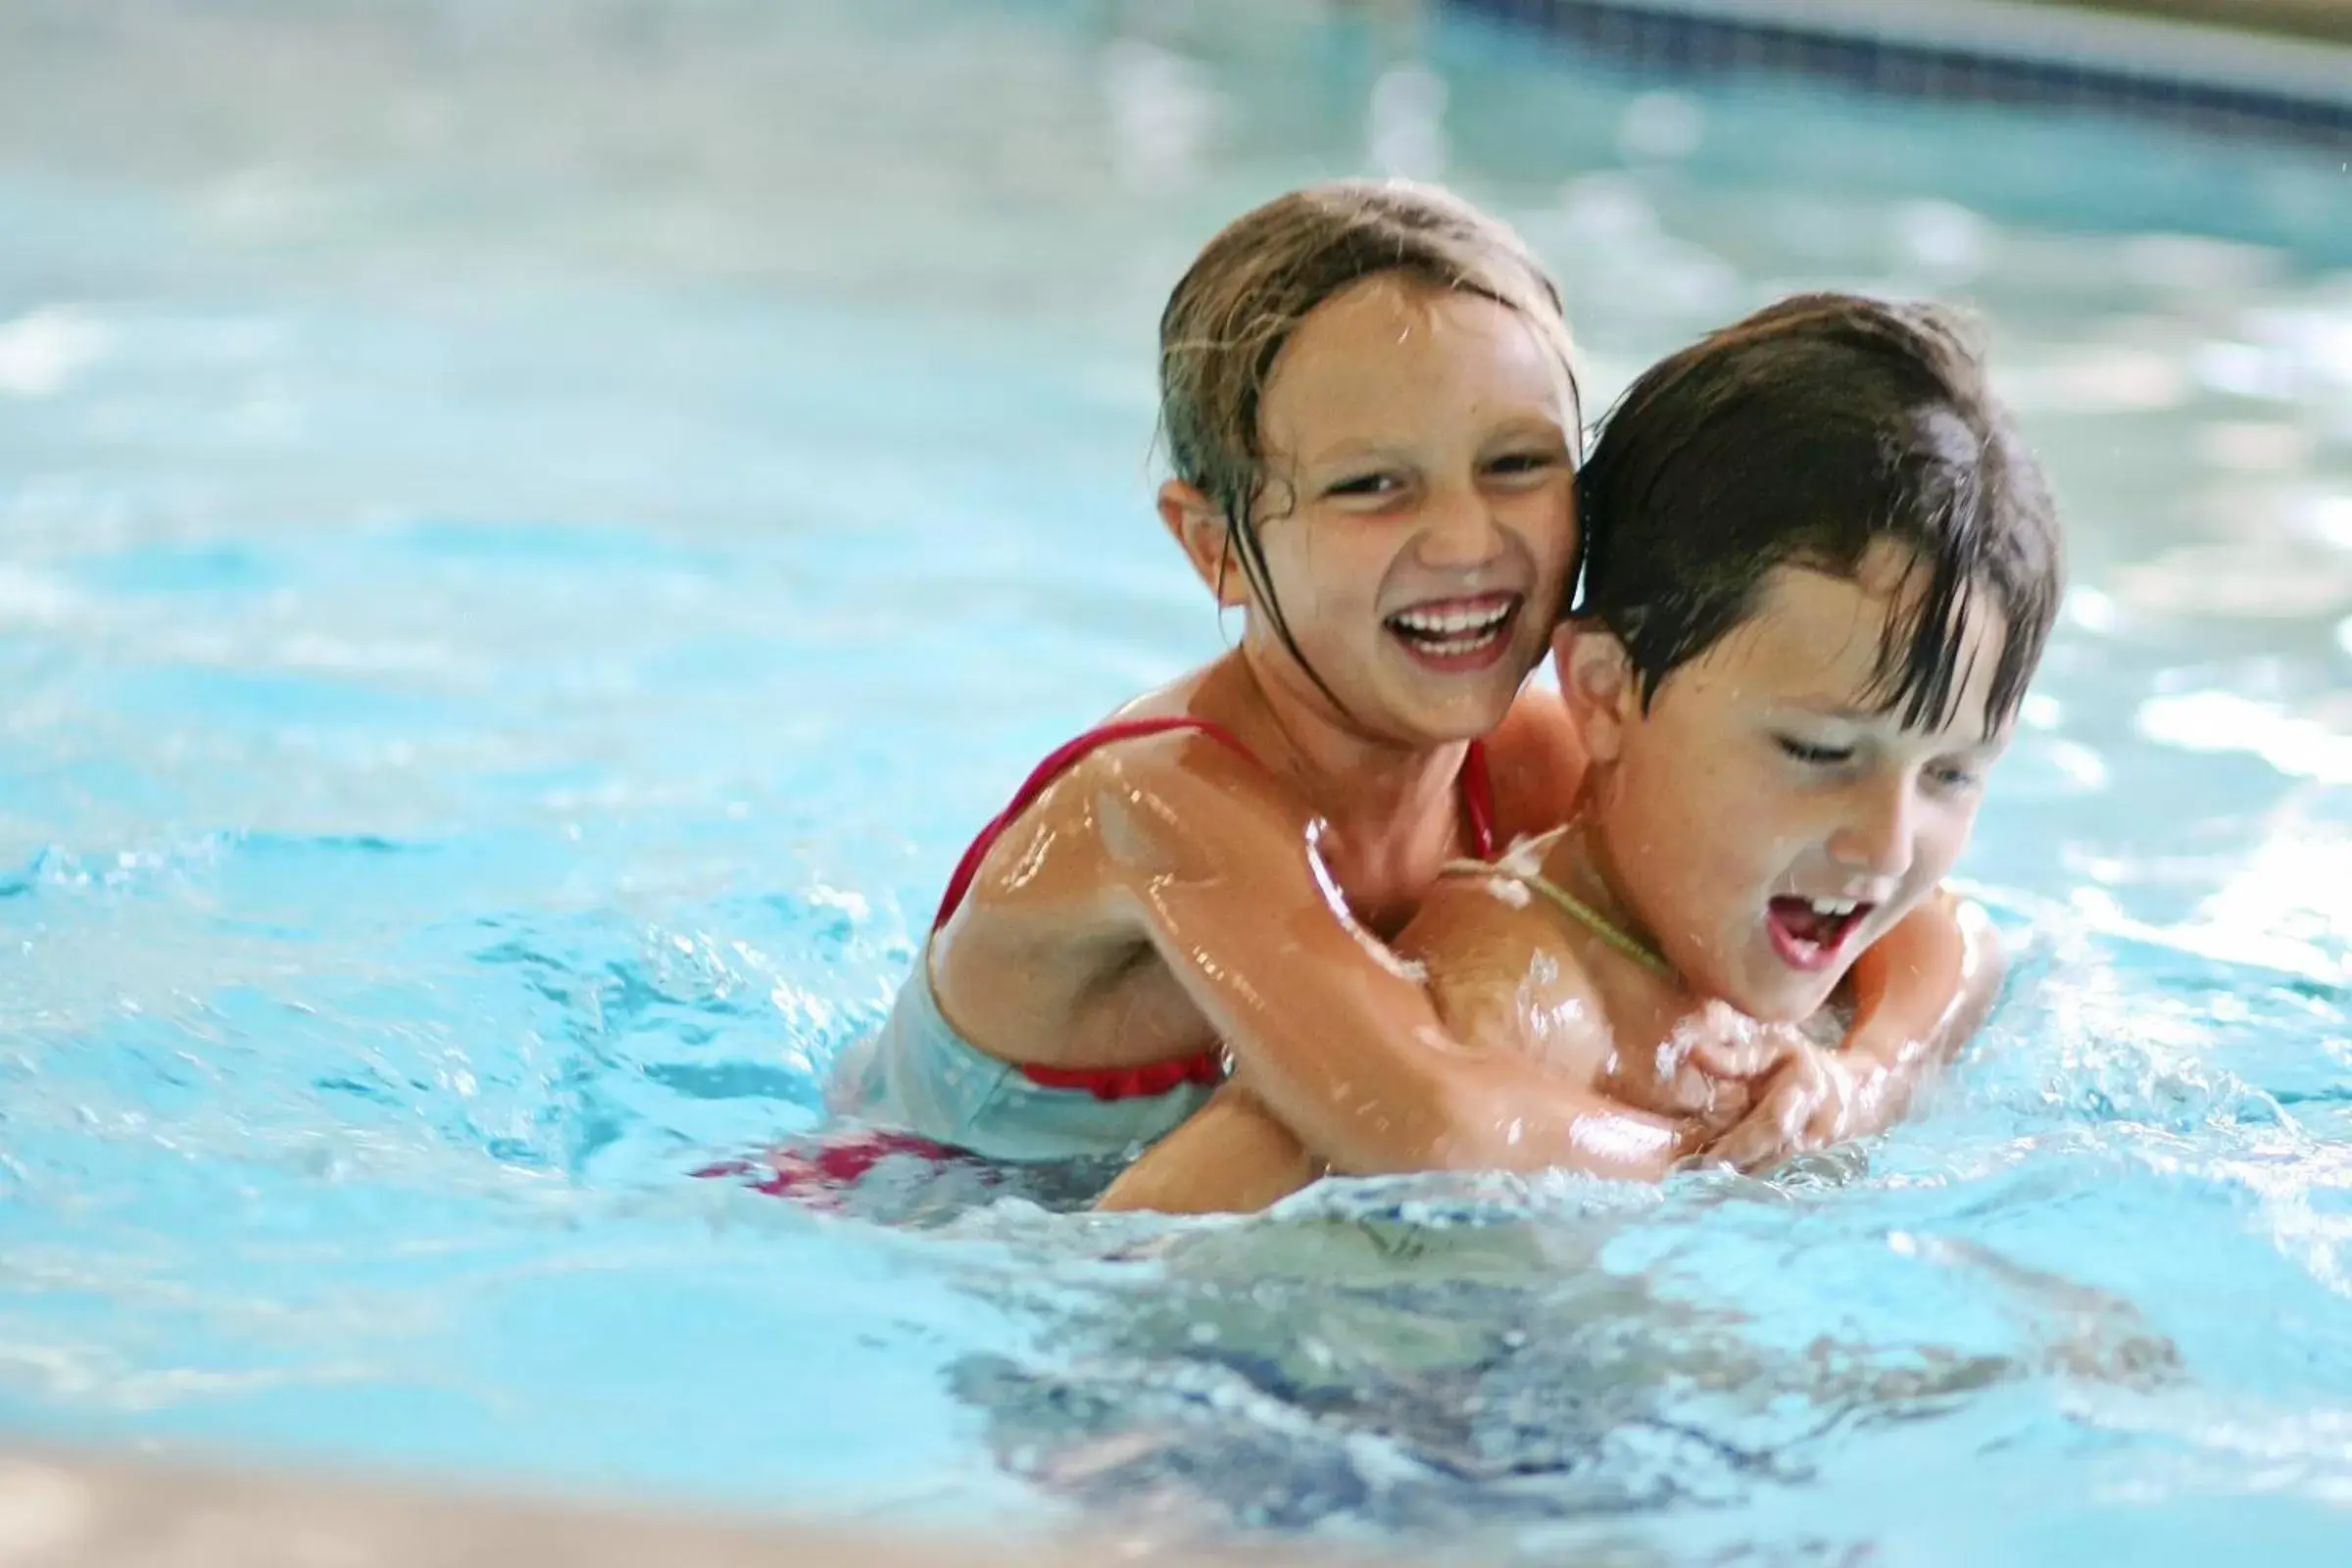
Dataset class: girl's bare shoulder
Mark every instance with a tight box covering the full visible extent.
[1484,681,1589,841]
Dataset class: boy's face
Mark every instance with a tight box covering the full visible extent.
[1569,541,2014,1023]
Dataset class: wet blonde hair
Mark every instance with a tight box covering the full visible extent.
[1157,179,1581,695]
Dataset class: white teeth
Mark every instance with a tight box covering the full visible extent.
[1391,604,1511,637]
[1808,897,1860,917]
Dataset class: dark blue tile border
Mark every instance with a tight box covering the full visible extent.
[1448,0,2352,149]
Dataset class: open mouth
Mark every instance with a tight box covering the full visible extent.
[1765,895,1876,972]
[1383,594,1521,672]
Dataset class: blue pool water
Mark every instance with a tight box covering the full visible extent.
[4,0,2352,1560]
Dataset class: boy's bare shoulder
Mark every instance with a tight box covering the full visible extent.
[1394,831,1609,1068]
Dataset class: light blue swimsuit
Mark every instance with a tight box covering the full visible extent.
[827,948,1221,1162]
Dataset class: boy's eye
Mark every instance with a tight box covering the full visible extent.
[1487,451,1562,478]
[1927,762,1984,792]
[1326,472,1402,499]
[1775,736,1853,766]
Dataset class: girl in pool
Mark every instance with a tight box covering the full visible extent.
[1101,295,2054,1212]
[826,183,1985,1176]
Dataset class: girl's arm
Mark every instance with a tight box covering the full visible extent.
[1084,758,1695,1183]
[1099,872,1701,1213]
[1094,1088,1322,1214]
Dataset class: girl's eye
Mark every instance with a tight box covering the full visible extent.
[1326,472,1401,499]
[1487,451,1561,477]
[1775,736,1854,766]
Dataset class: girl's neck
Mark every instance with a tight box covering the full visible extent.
[1201,647,1469,835]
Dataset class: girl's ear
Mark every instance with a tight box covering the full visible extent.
[1158,480,1248,608]
[1560,621,1637,764]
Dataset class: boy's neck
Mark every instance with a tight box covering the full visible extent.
[1538,815,1682,993]
[1539,813,1854,1041]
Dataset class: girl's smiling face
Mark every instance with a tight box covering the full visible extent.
[1568,541,2013,1022]
[1171,272,1580,748]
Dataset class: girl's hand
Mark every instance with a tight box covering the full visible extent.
[1693,1044,1882,1171]
[1598,1002,1802,1135]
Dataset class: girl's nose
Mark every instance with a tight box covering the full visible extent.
[1417,482,1503,571]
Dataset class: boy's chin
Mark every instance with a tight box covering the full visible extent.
[1728,968,1849,1027]
[1690,939,1854,1024]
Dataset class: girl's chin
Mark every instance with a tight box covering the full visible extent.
[1396,676,1525,734]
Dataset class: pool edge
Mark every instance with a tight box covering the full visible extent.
[1446,0,2352,147]
[0,1445,1393,1567]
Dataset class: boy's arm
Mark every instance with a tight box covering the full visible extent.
[1836,891,2004,1128]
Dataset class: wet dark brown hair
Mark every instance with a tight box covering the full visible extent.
[1574,293,2063,735]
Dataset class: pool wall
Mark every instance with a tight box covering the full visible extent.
[1445,0,2352,144]
[2044,0,2350,44]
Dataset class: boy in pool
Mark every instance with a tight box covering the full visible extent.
[824,183,1984,1182]
[1101,293,2058,1212]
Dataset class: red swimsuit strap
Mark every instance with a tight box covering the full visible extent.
[1017,1053,1228,1102]
[932,716,1256,932]
[932,720,1498,1103]
[1460,737,1495,860]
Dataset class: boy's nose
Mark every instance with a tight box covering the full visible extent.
[1826,780,1915,880]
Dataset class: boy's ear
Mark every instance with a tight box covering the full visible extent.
[1560,621,1637,764]
[1158,480,1247,608]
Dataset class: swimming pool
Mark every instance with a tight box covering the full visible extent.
[3,0,2350,1559]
